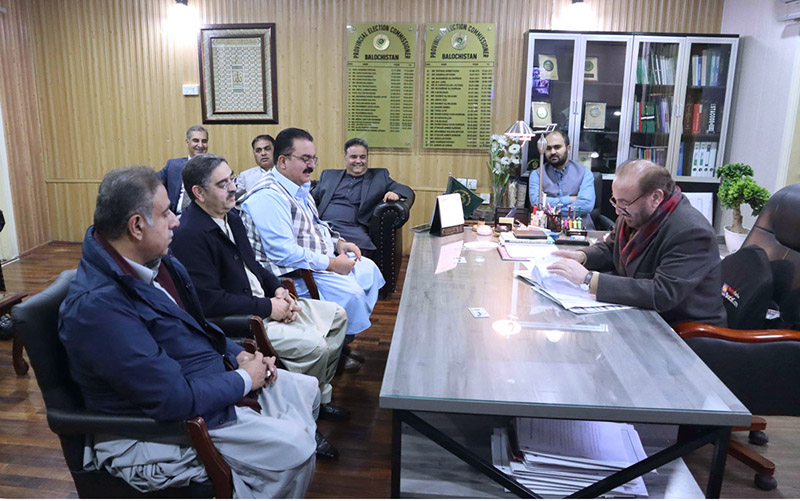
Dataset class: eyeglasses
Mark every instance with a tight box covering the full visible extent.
[212,176,236,190]
[287,154,319,165]
[609,191,648,216]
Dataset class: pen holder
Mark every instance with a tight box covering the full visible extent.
[545,213,562,232]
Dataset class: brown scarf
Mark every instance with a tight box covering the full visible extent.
[617,187,682,274]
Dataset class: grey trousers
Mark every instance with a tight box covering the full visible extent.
[265,298,347,404]
[88,370,320,498]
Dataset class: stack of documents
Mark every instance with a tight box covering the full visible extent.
[498,232,556,261]
[492,418,650,498]
[516,263,632,314]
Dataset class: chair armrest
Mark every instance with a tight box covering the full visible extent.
[248,316,282,364]
[370,196,413,229]
[300,269,320,300]
[282,278,298,298]
[208,314,253,339]
[47,408,189,442]
[674,321,800,343]
[186,417,233,498]
[48,410,234,497]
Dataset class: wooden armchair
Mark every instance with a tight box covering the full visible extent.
[12,270,234,498]
[673,183,800,491]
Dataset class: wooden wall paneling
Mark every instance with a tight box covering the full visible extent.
[0,0,51,253]
[25,0,723,250]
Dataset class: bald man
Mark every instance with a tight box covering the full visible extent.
[547,159,726,326]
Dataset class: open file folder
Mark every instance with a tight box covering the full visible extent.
[515,263,633,314]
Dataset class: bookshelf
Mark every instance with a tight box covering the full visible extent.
[522,31,739,184]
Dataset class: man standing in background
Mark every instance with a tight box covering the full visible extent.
[159,125,208,215]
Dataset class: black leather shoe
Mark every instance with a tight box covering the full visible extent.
[315,431,339,459]
[343,356,361,373]
[348,348,366,363]
[319,403,351,421]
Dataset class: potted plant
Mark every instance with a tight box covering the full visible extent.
[716,163,770,253]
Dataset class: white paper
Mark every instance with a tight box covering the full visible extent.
[516,266,633,313]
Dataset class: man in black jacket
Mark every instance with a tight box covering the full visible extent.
[171,154,349,458]
[312,138,413,259]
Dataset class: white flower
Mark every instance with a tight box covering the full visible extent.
[500,157,511,166]
[508,143,521,154]
[511,155,520,164]
[497,136,509,147]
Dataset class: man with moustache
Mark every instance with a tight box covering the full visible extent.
[59,166,319,497]
[239,128,385,362]
[528,130,596,229]
[171,154,349,458]
[236,134,275,199]
[546,159,726,326]
[159,125,209,215]
[312,138,413,259]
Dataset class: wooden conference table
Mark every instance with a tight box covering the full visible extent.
[379,231,750,498]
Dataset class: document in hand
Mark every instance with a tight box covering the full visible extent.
[516,263,633,314]
[491,418,649,498]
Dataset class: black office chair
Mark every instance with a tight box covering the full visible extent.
[309,179,415,298]
[591,171,615,231]
[368,192,415,297]
[12,270,234,498]
[674,183,800,491]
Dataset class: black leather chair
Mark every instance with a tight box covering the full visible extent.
[310,180,415,298]
[674,183,800,491]
[591,171,615,231]
[368,193,415,297]
[11,270,234,498]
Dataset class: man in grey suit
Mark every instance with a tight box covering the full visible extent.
[547,159,726,326]
[312,138,413,259]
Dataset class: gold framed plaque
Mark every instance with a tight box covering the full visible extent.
[199,24,278,124]
[584,57,598,81]
[538,54,558,80]
[532,101,552,127]
[583,102,606,129]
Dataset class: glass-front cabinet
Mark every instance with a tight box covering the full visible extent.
[523,30,738,183]
[579,36,633,173]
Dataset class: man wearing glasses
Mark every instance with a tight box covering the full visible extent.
[547,159,726,326]
[171,153,350,459]
[239,128,385,367]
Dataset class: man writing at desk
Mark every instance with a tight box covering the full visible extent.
[547,159,726,326]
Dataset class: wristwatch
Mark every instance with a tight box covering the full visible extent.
[580,271,593,292]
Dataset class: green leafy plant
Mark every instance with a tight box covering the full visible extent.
[716,163,770,234]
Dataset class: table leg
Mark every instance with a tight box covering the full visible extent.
[706,426,731,499]
[12,331,29,376]
[391,410,402,498]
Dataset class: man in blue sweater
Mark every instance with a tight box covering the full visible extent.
[528,130,596,229]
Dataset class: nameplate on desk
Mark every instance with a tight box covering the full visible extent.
[430,193,464,236]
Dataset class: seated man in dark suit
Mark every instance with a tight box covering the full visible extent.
[59,166,320,497]
[171,154,349,457]
[158,125,208,215]
[547,159,726,326]
[311,138,413,259]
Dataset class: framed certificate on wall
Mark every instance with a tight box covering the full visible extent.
[198,24,279,124]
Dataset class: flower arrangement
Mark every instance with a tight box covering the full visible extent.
[488,134,522,207]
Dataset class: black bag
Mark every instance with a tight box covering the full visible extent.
[720,245,776,329]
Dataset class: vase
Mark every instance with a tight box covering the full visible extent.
[491,182,507,212]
